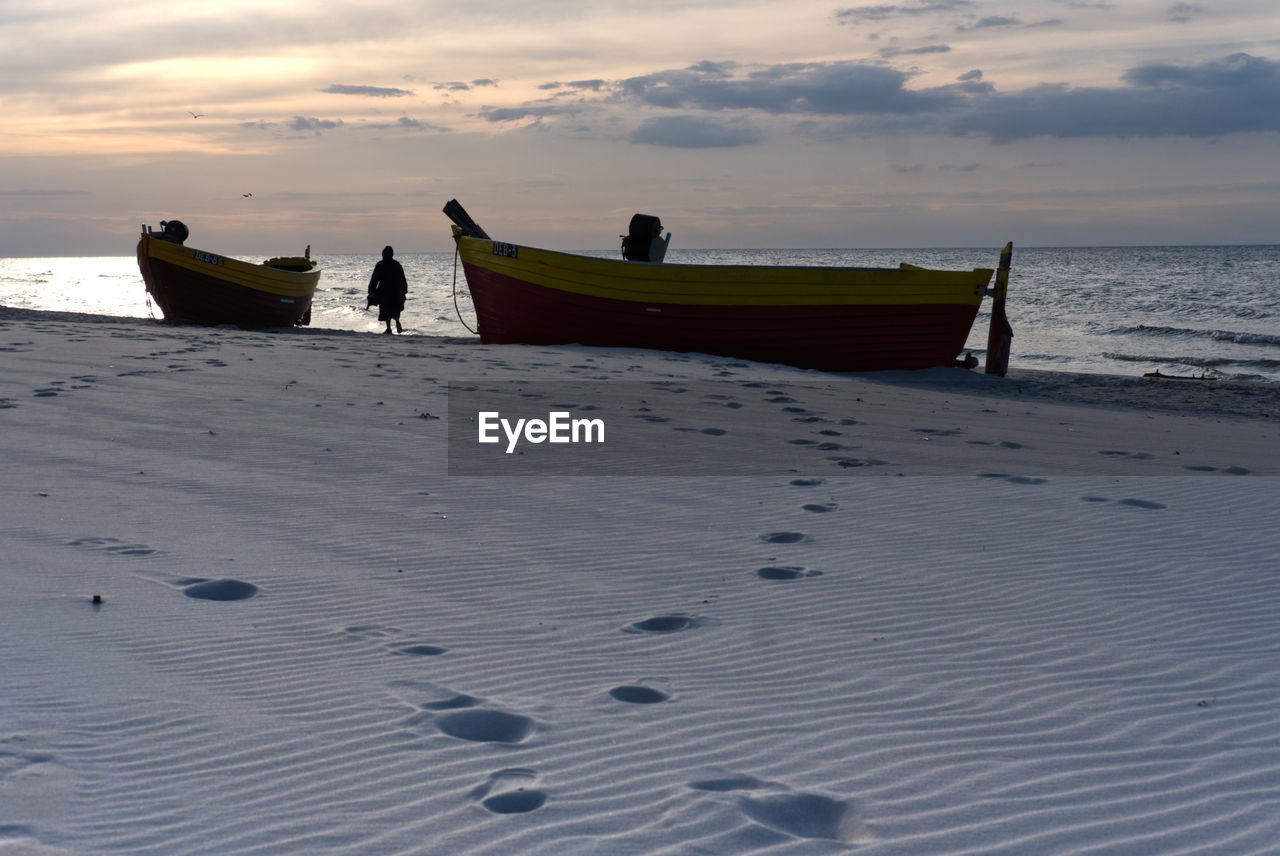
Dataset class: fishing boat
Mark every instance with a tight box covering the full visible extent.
[444,200,1013,374]
[137,220,322,327]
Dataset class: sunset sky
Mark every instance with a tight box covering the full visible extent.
[2,0,1278,256]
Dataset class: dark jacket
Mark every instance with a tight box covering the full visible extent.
[368,258,408,319]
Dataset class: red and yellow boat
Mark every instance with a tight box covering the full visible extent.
[445,200,1012,374]
[137,220,321,327]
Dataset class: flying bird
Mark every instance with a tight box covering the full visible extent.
[242,193,252,198]
[189,111,204,118]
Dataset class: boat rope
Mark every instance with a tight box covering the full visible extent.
[451,244,477,335]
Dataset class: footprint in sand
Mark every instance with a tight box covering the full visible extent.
[756,566,823,581]
[688,772,865,842]
[737,792,865,842]
[912,427,964,437]
[789,478,825,487]
[470,768,548,814]
[345,626,449,657]
[392,681,534,743]
[760,531,810,544]
[436,709,537,744]
[624,614,700,634]
[802,503,837,513]
[422,693,481,711]
[608,684,672,704]
[829,457,886,469]
[67,536,157,557]
[1078,497,1167,510]
[182,579,259,601]
[1118,499,1166,509]
[978,473,1047,485]
[391,644,449,657]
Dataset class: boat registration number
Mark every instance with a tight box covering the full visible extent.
[193,251,221,265]
[492,242,518,259]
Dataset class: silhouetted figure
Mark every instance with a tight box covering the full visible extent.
[367,246,408,333]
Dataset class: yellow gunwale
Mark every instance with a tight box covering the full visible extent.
[455,233,992,307]
[142,233,320,298]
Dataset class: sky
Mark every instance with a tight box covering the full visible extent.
[2,0,1279,256]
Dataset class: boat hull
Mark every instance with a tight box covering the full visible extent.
[138,233,321,328]
[455,235,994,372]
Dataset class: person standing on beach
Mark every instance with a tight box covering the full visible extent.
[367,246,408,334]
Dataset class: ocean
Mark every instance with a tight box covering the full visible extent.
[2,244,1277,382]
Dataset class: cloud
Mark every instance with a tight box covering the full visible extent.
[289,116,344,132]
[878,44,952,58]
[956,16,1021,30]
[541,79,608,92]
[951,52,1280,141]
[615,53,1280,143]
[322,84,414,97]
[364,116,450,133]
[835,1,976,24]
[434,79,499,93]
[618,61,965,115]
[629,115,762,148]
[478,103,579,122]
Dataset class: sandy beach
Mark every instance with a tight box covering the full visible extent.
[3,306,1278,855]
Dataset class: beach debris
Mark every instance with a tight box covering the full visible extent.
[92,594,103,604]
[1144,370,1212,380]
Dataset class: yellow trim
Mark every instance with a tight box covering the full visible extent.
[455,233,992,307]
[143,234,320,298]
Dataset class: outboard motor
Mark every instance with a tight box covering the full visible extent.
[159,220,189,244]
[621,213,670,262]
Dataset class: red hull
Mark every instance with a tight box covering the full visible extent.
[139,246,315,328]
[462,262,979,372]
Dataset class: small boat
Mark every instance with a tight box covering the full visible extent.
[137,220,321,327]
[444,200,1012,374]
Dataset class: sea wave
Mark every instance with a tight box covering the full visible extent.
[1102,351,1280,371]
[1104,325,1280,347]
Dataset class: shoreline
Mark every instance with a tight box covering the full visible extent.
[5,304,1276,422]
